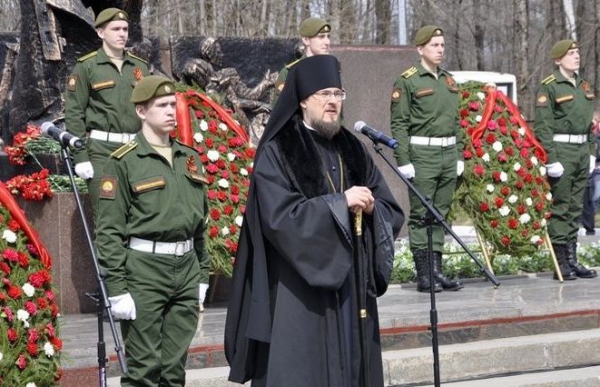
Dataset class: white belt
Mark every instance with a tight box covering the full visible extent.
[129,236,194,256]
[553,134,587,144]
[410,136,456,147]
[90,130,136,144]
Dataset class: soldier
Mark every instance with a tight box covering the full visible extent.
[534,39,597,280]
[271,17,332,105]
[65,8,150,219]
[95,76,210,385]
[390,25,464,293]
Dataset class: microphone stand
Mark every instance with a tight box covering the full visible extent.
[368,142,500,387]
[59,145,127,386]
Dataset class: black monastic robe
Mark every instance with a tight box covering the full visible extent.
[225,116,405,387]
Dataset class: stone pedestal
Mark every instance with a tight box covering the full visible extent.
[20,192,96,314]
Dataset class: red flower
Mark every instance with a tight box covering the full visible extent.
[221,170,230,179]
[29,272,45,288]
[520,148,529,157]
[480,202,490,212]
[217,191,227,202]
[521,229,529,237]
[4,306,13,322]
[515,181,524,190]
[223,205,234,215]
[517,204,526,214]
[18,252,29,268]
[468,101,480,111]
[28,328,39,342]
[501,236,511,246]
[463,149,473,159]
[207,189,217,200]
[205,138,214,148]
[504,146,514,156]
[460,108,470,118]
[208,227,219,238]
[524,174,533,183]
[487,120,498,130]
[230,194,240,203]
[490,220,499,228]
[508,218,519,229]
[51,337,63,350]
[460,119,469,128]
[485,133,496,145]
[497,153,508,163]
[531,189,539,197]
[229,225,238,234]
[0,262,10,275]
[206,164,219,174]
[8,285,21,299]
[532,221,541,230]
[497,117,507,126]
[25,300,37,315]
[492,171,502,182]
[473,165,485,176]
[231,185,240,195]
[36,297,48,309]
[16,355,27,370]
[7,328,18,342]
[3,248,19,262]
[7,219,20,231]
[45,289,55,301]
[494,197,504,208]
[27,342,39,357]
[475,147,485,158]
[51,303,59,317]
[210,209,221,221]
[535,202,544,211]
[462,91,471,98]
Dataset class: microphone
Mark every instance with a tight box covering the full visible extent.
[354,121,399,149]
[41,122,83,149]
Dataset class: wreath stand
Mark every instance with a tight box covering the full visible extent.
[473,229,564,282]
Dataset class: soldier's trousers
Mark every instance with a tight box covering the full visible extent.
[407,144,458,252]
[120,248,201,387]
[548,142,589,244]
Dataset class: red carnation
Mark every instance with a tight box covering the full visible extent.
[521,229,529,237]
[18,252,29,268]
[520,148,529,157]
[492,171,502,182]
[210,209,221,221]
[229,163,239,173]
[485,133,496,145]
[51,337,63,350]
[194,110,204,119]
[205,138,214,148]
[497,153,508,163]
[460,119,469,128]
[463,149,473,159]
[207,190,217,200]
[231,194,240,204]
[535,176,544,185]
[473,165,485,176]
[460,108,470,118]
[517,204,526,214]
[524,174,533,183]
[29,272,45,288]
[221,170,230,179]
[517,168,527,177]
[535,202,544,211]
[532,221,541,230]
[245,148,256,158]
[501,236,511,246]
[3,248,19,262]
[475,148,485,158]
[216,160,226,169]
[510,130,519,140]
[206,164,219,174]
[473,139,483,148]
[27,342,39,357]
[494,105,503,113]
[51,303,59,317]
[468,101,480,111]
[25,300,37,315]
[7,219,20,231]
[208,227,219,238]
[16,355,27,370]
[462,90,471,98]
[28,328,39,342]
[0,262,10,275]
[217,191,227,202]
[229,225,238,234]
[515,181,524,190]
[7,328,18,342]
[531,189,539,197]
[509,116,519,124]
[8,285,21,299]
[487,120,498,130]
[497,117,507,126]
[45,289,55,301]
[37,297,48,309]
[480,202,490,212]
[508,218,519,229]
[494,197,504,208]
[499,126,508,135]
[223,205,234,215]
[505,146,514,156]
[231,185,240,195]
[490,220,499,228]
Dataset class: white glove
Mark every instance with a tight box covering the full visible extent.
[199,283,209,304]
[546,162,564,178]
[590,156,596,174]
[456,160,464,176]
[75,162,94,179]
[108,293,136,320]
[398,163,416,179]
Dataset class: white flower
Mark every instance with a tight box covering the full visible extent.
[475,115,482,122]
[531,156,538,166]
[519,213,531,224]
[482,153,490,162]
[492,141,503,152]
[26,383,37,387]
[539,166,547,176]
[499,206,510,216]
[240,168,249,176]
[193,132,204,143]
[227,152,236,161]
[235,216,244,227]
[546,192,553,201]
[2,229,16,243]
[525,198,533,206]
[531,235,541,245]
[44,341,55,357]
[500,172,508,182]
[219,123,228,131]
[518,127,526,136]
[207,150,220,162]
[486,184,495,193]
[508,195,518,204]
[221,226,230,236]
[22,282,35,297]
[199,120,208,131]
[513,162,522,171]
[17,309,30,328]
[477,92,486,100]
[541,219,547,227]
[0,351,2,362]
[218,179,230,189]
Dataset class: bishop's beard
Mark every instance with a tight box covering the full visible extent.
[312,118,342,140]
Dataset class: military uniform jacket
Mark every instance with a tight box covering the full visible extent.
[96,132,209,296]
[65,48,150,164]
[533,70,595,164]
[271,54,306,106]
[390,63,462,166]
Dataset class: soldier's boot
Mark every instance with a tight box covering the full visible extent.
[552,244,577,281]
[566,241,597,278]
[413,250,442,293]
[433,252,464,291]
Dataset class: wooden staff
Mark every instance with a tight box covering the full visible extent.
[354,209,370,387]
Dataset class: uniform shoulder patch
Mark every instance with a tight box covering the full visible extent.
[67,74,79,92]
[77,51,97,62]
[99,176,117,200]
[536,94,548,107]
[110,141,138,159]
[127,52,149,65]
[391,88,401,102]
[541,75,556,85]
[401,67,418,79]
